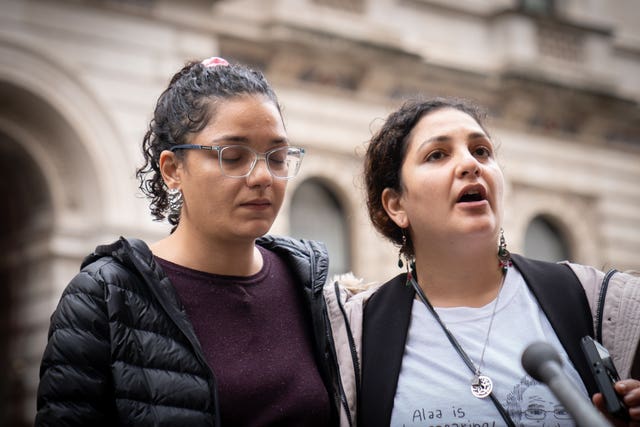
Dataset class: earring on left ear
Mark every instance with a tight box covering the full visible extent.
[398,230,416,286]
[405,256,416,286]
[498,228,513,273]
[398,232,407,269]
[168,188,183,217]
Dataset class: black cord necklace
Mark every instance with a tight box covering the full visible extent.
[408,273,516,427]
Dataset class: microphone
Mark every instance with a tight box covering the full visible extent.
[521,341,613,427]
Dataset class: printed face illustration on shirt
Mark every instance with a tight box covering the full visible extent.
[522,386,571,425]
[506,376,572,427]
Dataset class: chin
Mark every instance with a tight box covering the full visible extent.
[240,222,275,239]
[460,222,496,237]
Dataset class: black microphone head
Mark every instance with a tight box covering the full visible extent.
[522,341,563,382]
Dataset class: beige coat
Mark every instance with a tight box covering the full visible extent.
[567,263,640,379]
[325,266,640,427]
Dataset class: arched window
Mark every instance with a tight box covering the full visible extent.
[290,179,350,279]
[524,215,571,262]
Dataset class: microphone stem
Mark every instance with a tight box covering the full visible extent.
[542,362,612,427]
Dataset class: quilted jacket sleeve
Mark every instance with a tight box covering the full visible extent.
[35,260,114,427]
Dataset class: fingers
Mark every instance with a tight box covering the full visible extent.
[592,392,605,409]
[616,380,640,421]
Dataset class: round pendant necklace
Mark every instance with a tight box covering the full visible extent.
[470,279,502,398]
[410,272,505,399]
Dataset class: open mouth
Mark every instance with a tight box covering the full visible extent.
[458,191,483,203]
[457,187,487,203]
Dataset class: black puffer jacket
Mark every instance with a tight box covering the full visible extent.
[35,235,341,427]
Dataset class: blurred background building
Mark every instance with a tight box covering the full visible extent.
[1,0,639,424]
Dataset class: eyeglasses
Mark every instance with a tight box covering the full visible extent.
[524,407,571,420]
[169,144,305,179]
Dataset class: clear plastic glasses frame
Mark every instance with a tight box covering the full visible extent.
[169,144,305,179]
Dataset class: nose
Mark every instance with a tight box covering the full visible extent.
[457,152,481,178]
[245,158,273,187]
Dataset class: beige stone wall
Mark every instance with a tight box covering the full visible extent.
[1,0,638,424]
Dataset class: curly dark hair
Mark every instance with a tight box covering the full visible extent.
[136,60,281,227]
[364,97,488,257]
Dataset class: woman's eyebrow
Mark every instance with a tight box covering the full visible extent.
[210,135,290,145]
[270,137,289,145]
[468,132,490,141]
[211,135,250,144]
[416,135,451,151]
[416,131,490,151]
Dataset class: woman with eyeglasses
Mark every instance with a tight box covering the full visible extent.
[35,57,356,427]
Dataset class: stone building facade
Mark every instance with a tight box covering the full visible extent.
[1,0,638,424]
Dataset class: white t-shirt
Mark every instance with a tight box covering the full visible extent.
[390,267,588,427]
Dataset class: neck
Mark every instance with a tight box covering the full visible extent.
[413,240,505,308]
[150,226,262,276]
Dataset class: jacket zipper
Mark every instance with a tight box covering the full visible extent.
[303,240,352,425]
[323,302,354,427]
[122,243,222,427]
[595,269,617,343]
[334,281,361,397]
[263,237,345,425]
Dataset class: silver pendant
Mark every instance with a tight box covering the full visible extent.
[470,374,493,398]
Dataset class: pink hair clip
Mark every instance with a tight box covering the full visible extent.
[201,56,229,67]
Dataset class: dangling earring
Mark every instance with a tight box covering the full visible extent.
[405,257,416,286]
[398,230,416,286]
[398,232,407,269]
[168,188,183,217]
[498,228,513,273]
